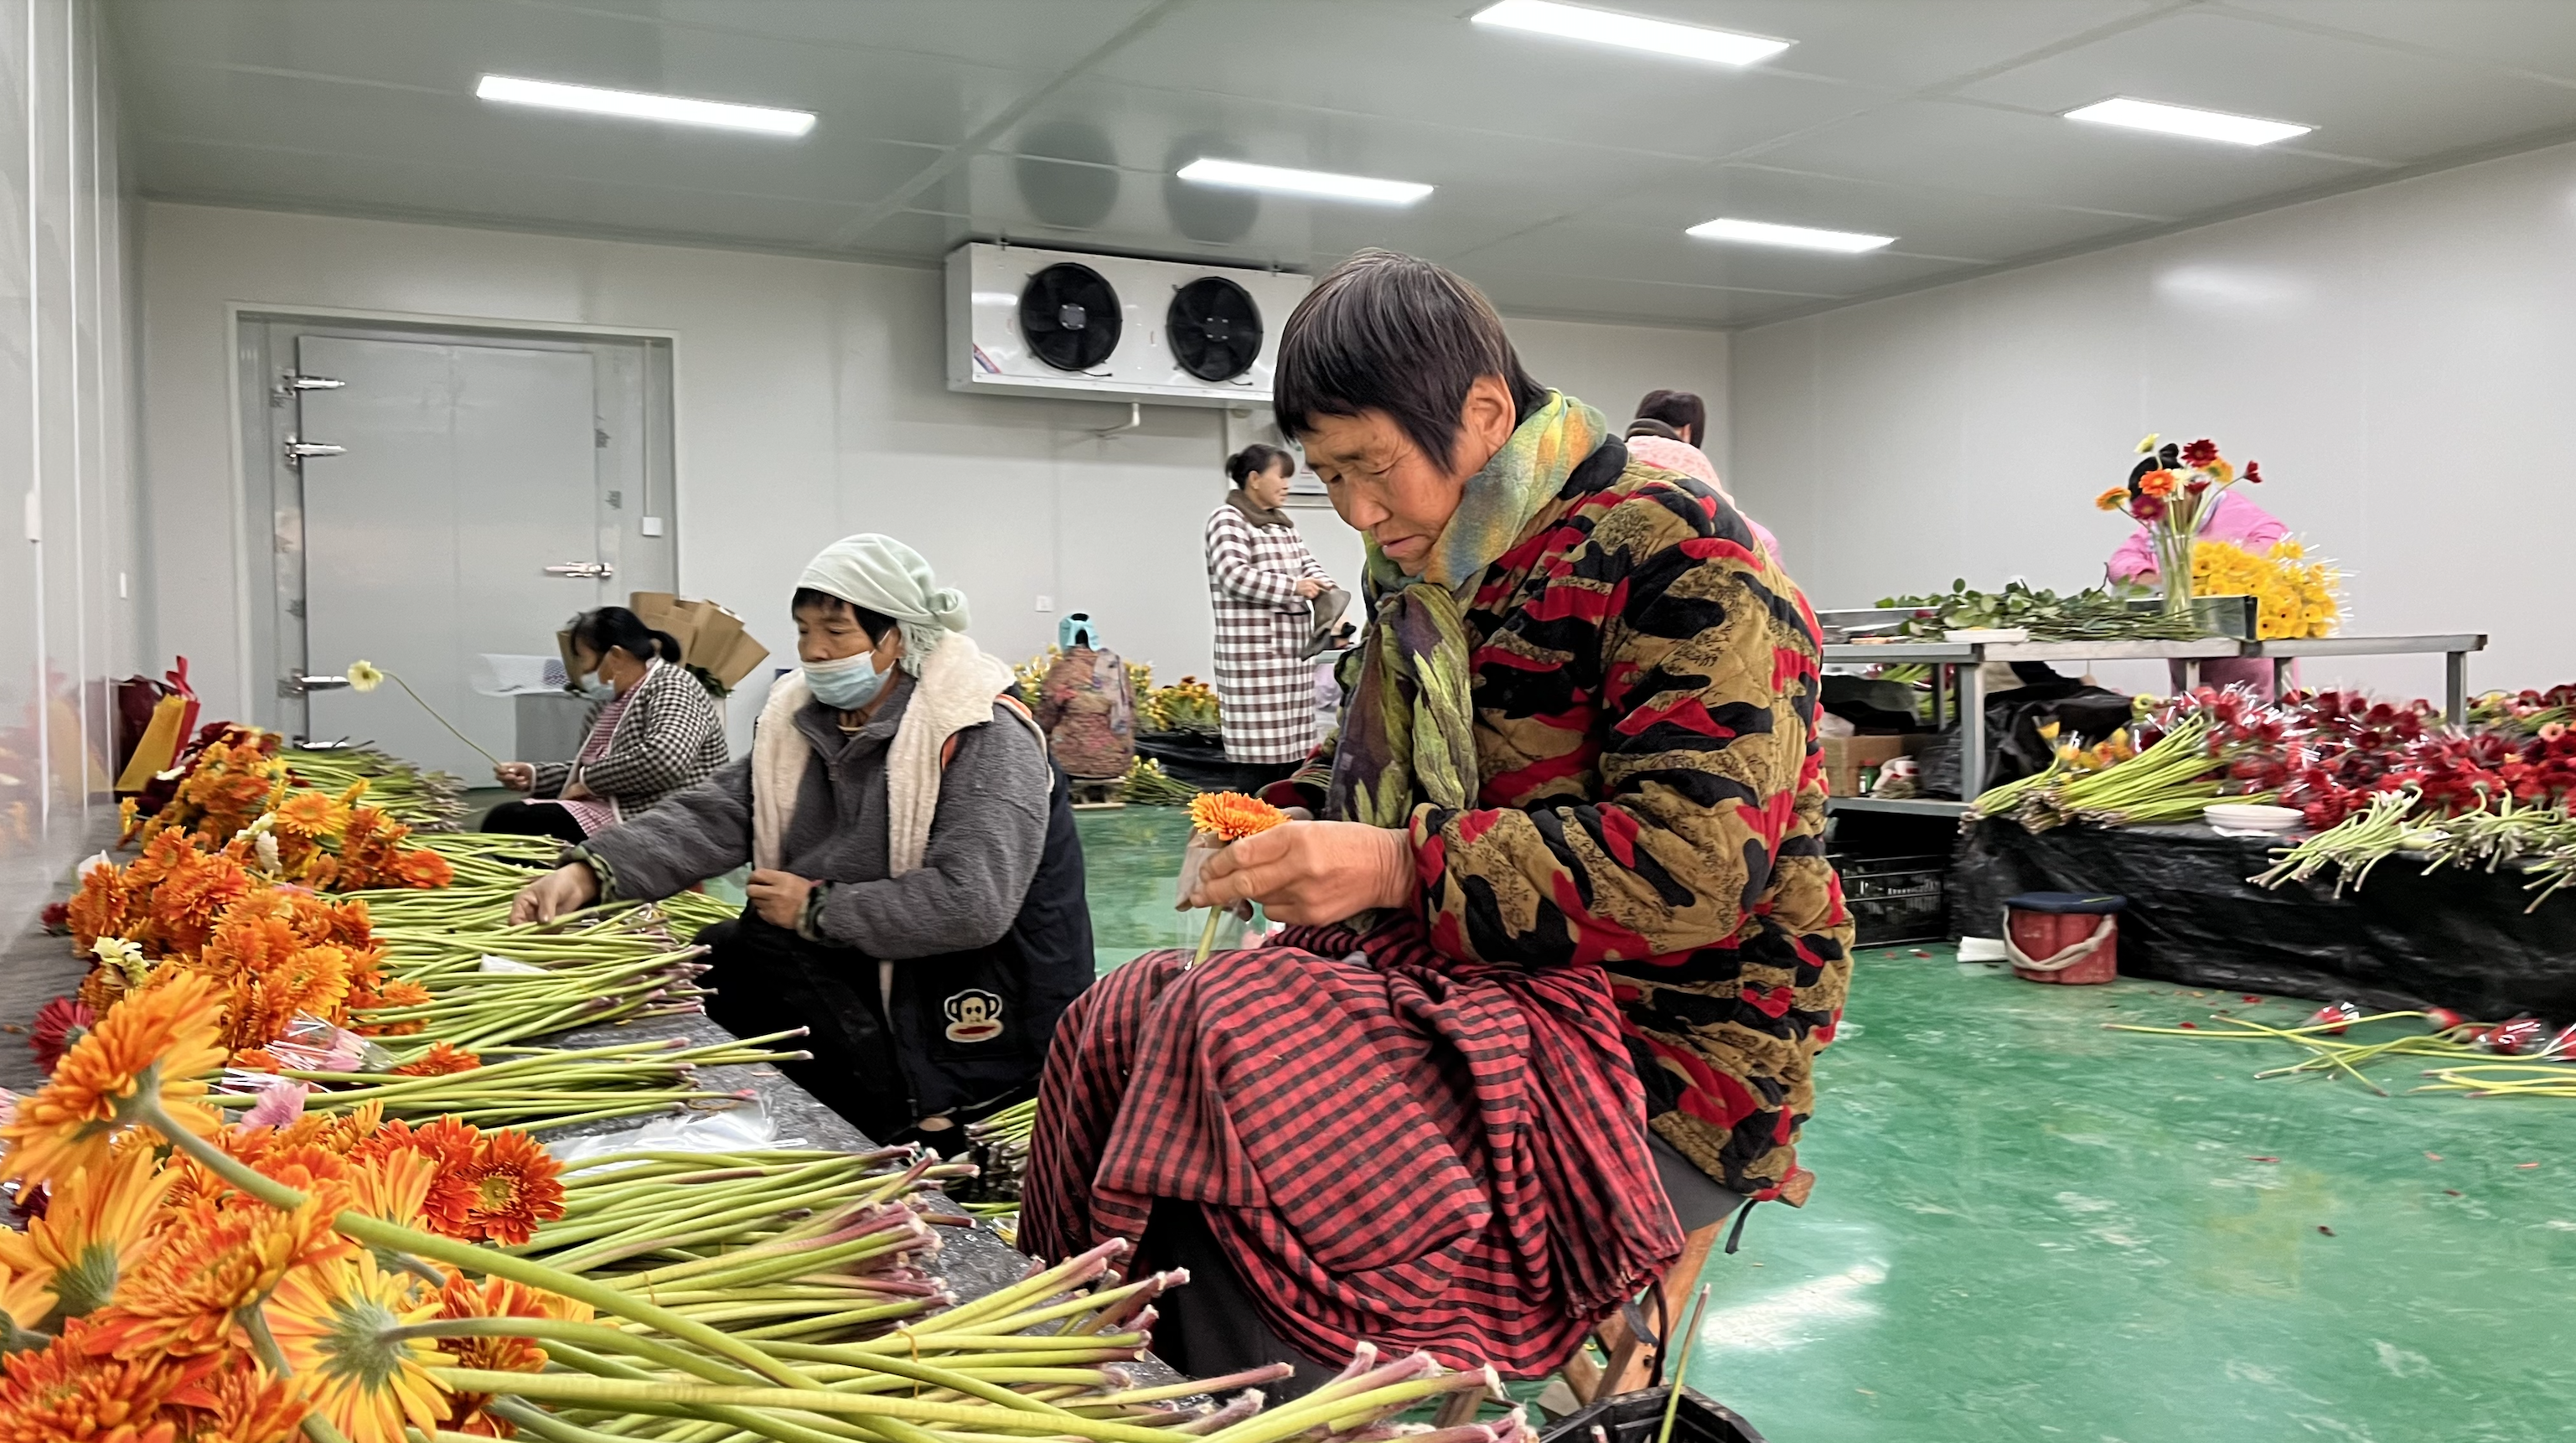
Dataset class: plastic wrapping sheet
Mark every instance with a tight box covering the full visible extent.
[1953,820,2576,1020]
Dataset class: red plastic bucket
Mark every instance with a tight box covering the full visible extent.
[2003,892,2125,985]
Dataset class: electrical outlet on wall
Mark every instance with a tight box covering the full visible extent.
[1034,595,1053,613]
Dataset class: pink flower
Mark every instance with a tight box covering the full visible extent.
[243,1076,311,1129]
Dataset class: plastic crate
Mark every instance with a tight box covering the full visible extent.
[1540,1386,1769,1443]
[1833,852,1950,946]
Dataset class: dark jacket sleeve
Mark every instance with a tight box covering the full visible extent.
[805,708,1052,959]
[573,756,755,901]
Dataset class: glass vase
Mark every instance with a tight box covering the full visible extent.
[2155,528,2196,622]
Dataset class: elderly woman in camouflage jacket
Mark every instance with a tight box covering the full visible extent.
[1024,250,1851,1393]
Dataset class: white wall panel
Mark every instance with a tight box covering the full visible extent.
[0,0,138,941]
[1730,137,2576,701]
[135,204,1727,742]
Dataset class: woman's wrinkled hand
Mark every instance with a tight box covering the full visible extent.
[494,762,535,791]
[1186,820,1415,926]
[747,870,818,930]
[511,862,599,924]
[1294,577,1327,599]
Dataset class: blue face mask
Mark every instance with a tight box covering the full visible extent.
[804,649,891,711]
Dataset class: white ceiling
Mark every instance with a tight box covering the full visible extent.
[109,0,2576,328]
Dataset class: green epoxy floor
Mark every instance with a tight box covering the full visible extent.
[1072,808,2576,1443]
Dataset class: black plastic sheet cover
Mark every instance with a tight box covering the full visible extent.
[1953,820,2576,1020]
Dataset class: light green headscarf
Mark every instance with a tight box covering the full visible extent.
[798,534,970,675]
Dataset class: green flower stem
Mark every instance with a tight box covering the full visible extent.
[1192,907,1223,966]
[383,670,506,768]
[1197,1373,1495,1443]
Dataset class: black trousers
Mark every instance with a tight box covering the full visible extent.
[696,914,918,1141]
[1134,1199,1341,1402]
[480,799,591,843]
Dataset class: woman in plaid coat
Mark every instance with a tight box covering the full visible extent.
[1203,444,1341,790]
[487,606,728,840]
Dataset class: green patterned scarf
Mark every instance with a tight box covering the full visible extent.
[1328,392,1608,827]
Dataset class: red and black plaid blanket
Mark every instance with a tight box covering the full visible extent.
[1021,917,1684,1376]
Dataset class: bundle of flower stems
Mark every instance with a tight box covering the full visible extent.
[2254,788,2576,911]
[1121,756,1201,806]
[2108,1008,2573,1099]
[513,1147,966,1342]
[209,1031,811,1132]
[284,742,468,830]
[1973,715,2275,830]
[964,1098,1037,1202]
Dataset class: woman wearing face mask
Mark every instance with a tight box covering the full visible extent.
[510,535,1095,1142]
[485,606,727,842]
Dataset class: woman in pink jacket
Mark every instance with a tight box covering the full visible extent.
[2107,487,2289,697]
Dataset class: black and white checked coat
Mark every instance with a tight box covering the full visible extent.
[1203,502,1331,765]
[531,659,730,814]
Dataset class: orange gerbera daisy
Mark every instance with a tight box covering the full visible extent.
[263,1252,447,1443]
[82,1194,349,1360]
[432,1270,592,1435]
[2136,468,2178,499]
[389,1042,481,1078]
[0,1320,191,1443]
[0,1145,173,1321]
[2092,486,2129,512]
[354,1118,481,1238]
[270,790,349,840]
[167,1363,313,1443]
[1188,790,1291,843]
[458,1128,567,1246]
[1,972,229,1188]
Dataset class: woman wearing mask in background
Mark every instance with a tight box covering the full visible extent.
[510,535,1094,1143]
[486,605,727,841]
[1205,443,1344,794]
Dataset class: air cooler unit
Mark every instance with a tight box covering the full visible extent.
[945,242,1312,407]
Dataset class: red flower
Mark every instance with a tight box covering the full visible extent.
[2242,460,2263,484]
[2132,494,2168,523]
[2185,478,2210,495]
[28,996,94,1073]
[2180,438,2220,466]
[39,902,68,934]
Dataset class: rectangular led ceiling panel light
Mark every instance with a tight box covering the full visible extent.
[475,75,816,136]
[1472,0,1792,66]
[1177,158,1432,205]
[2065,97,2310,147]
[1687,217,1895,252]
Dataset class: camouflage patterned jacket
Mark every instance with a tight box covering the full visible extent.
[1291,437,1852,1202]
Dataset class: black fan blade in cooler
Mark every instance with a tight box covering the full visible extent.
[1019,262,1123,370]
[1166,276,1262,382]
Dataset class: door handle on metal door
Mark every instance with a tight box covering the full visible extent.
[283,438,346,463]
[278,670,351,698]
[544,562,615,579]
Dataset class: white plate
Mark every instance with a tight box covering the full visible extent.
[2205,803,2303,831]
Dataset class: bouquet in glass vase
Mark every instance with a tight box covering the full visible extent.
[2093,433,2264,619]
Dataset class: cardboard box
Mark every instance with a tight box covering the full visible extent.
[556,594,772,692]
[1823,733,1930,798]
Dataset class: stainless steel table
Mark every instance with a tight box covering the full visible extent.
[1818,631,2491,807]
[2243,634,2488,726]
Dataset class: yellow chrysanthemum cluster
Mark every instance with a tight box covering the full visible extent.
[2193,537,2344,639]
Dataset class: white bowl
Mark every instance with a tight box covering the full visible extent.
[2205,803,2304,832]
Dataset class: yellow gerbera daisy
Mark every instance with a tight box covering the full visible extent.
[345,660,385,694]
[264,1251,447,1443]
[0,1145,172,1321]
